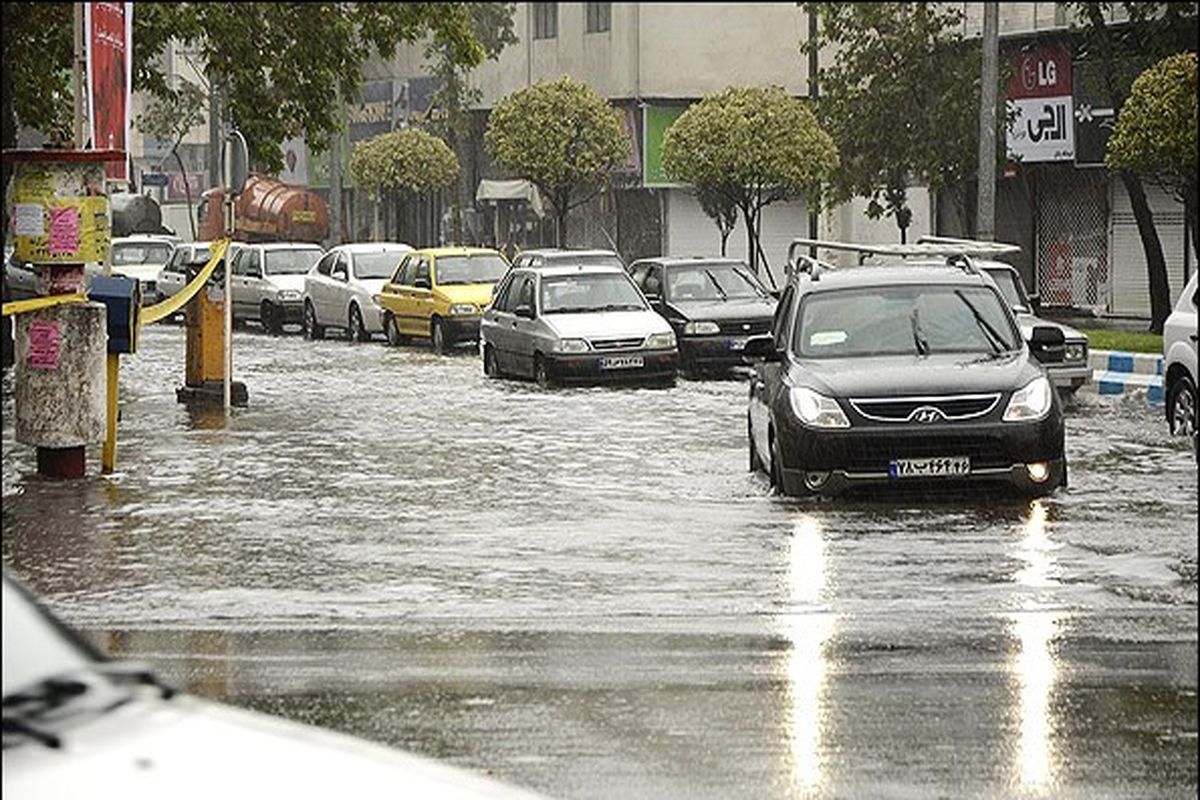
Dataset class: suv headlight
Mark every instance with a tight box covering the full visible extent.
[554,338,590,354]
[1064,341,1087,363]
[449,303,478,316]
[645,331,676,349]
[1004,376,1053,421]
[789,387,850,428]
[276,289,301,302]
[683,321,720,335]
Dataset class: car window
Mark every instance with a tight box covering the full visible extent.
[793,284,1020,358]
[984,268,1031,312]
[314,252,337,277]
[354,251,408,280]
[492,273,517,312]
[629,263,651,289]
[773,284,797,350]
[264,248,322,275]
[231,249,247,276]
[434,254,509,286]
[665,263,767,302]
[332,253,350,280]
[515,274,534,311]
[540,272,646,314]
[395,256,417,286]
[112,242,173,266]
[246,249,263,277]
[643,265,664,297]
[415,258,431,286]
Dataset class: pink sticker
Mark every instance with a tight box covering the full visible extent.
[28,321,61,369]
[48,207,81,256]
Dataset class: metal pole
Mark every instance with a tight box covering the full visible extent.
[976,3,999,241]
[224,204,233,415]
[330,127,342,246]
[101,353,119,473]
[74,3,87,148]
[807,6,820,256]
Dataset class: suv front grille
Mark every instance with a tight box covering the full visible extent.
[849,394,1001,422]
[590,337,645,351]
[814,432,1012,472]
[717,319,771,335]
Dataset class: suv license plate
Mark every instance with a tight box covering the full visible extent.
[599,356,644,370]
[889,456,971,478]
[729,337,749,350]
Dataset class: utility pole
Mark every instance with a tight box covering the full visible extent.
[976,3,999,241]
[807,5,820,256]
[73,3,87,148]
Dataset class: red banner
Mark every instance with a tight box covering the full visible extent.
[85,2,133,181]
[1007,44,1073,100]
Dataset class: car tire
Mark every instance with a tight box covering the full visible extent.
[769,434,785,495]
[1167,373,1197,438]
[303,301,325,340]
[483,344,501,378]
[261,301,282,335]
[748,414,763,473]
[349,304,369,343]
[385,313,404,347]
[534,354,554,389]
[431,318,449,354]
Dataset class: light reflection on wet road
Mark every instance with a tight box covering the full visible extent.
[3,324,1197,799]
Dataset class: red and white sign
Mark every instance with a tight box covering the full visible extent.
[1006,44,1074,163]
[85,2,133,180]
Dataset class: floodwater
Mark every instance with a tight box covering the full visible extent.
[3,323,1197,799]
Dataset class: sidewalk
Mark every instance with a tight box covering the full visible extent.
[1085,348,1164,406]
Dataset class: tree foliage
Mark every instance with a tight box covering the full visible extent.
[1,3,486,171]
[662,86,837,274]
[1,2,74,147]
[136,82,208,238]
[349,128,460,196]
[1105,52,1197,239]
[484,76,631,246]
[803,3,989,241]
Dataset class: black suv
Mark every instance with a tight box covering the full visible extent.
[746,244,1068,498]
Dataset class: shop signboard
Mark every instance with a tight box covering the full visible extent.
[642,104,689,188]
[1006,43,1074,163]
[85,2,133,180]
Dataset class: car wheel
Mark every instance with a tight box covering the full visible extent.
[261,301,282,335]
[769,434,785,495]
[534,354,553,389]
[303,301,325,340]
[385,313,404,346]
[349,304,369,343]
[748,414,763,473]
[431,318,448,354]
[1167,373,1197,438]
[483,344,501,378]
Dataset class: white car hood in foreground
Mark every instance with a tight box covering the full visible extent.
[111,264,168,283]
[267,274,307,293]
[3,689,547,800]
[543,310,671,340]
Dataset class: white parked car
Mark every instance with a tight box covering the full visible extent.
[111,235,179,305]
[229,243,325,334]
[1163,271,1198,453]
[303,242,413,342]
[2,570,548,800]
[156,241,221,304]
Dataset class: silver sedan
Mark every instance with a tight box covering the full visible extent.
[303,243,413,341]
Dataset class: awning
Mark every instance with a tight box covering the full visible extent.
[475,179,544,218]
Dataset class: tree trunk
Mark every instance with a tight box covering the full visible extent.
[1120,171,1171,333]
[1186,182,1198,264]
[555,205,567,247]
[173,148,197,240]
[741,204,758,275]
[720,229,730,257]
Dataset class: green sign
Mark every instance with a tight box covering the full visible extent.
[642,104,689,188]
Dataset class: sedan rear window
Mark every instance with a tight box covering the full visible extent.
[265,249,323,275]
[541,273,646,314]
[795,285,1020,358]
[112,243,173,266]
[355,251,408,279]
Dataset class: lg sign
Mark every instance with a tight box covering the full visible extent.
[1021,55,1059,93]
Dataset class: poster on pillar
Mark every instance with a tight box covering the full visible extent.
[85,2,133,181]
[1005,43,1075,163]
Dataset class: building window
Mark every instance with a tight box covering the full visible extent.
[533,3,558,40]
[586,2,611,33]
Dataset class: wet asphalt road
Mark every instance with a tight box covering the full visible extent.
[2,323,1197,799]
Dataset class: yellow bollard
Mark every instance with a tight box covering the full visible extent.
[102,352,119,474]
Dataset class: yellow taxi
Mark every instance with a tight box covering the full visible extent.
[377,247,510,352]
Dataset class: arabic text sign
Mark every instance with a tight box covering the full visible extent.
[1007,97,1075,163]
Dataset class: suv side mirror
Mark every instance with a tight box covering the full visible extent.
[742,335,780,362]
[1029,325,1065,362]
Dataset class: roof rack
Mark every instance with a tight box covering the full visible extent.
[786,236,1023,280]
[915,235,1022,256]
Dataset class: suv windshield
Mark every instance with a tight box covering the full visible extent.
[666,263,767,301]
[112,243,173,266]
[264,249,323,275]
[795,284,1020,358]
[355,251,408,279]
[541,272,647,313]
[983,267,1031,312]
[436,254,508,285]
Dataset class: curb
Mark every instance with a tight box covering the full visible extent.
[1087,349,1164,406]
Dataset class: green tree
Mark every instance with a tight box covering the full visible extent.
[484,76,631,246]
[696,184,740,257]
[1,3,486,171]
[662,86,838,278]
[1105,52,1198,264]
[803,3,994,243]
[424,3,518,244]
[349,127,459,240]
[136,82,208,239]
[1064,2,1198,333]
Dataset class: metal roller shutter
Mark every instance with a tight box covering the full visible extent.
[1109,179,1191,317]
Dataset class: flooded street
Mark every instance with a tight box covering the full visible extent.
[3,323,1197,799]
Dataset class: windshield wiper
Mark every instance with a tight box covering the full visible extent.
[954,290,1009,355]
[703,270,729,301]
[910,308,930,356]
[598,303,643,311]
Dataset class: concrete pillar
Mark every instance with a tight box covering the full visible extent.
[14,302,107,478]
